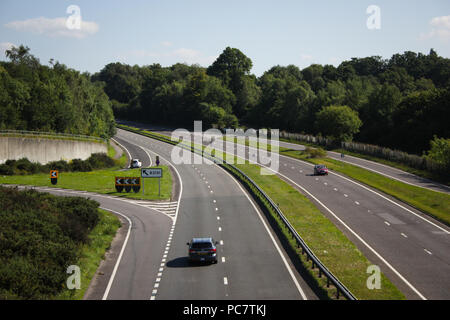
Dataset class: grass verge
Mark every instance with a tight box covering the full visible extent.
[56,208,121,300]
[118,124,405,299]
[281,149,450,226]
[0,166,172,201]
[221,135,450,227]
[230,162,405,300]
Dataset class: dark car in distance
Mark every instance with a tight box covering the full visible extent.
[314,164,329,175]
[187,238,218,264]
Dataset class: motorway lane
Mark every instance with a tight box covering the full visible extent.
[117,119,449,193]
[116,121,450,298]
[278,140,450,194]
[115,128,317,300]
[222,140,450,300]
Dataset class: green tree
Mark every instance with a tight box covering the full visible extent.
[207,47,253,117]
[427,136,450,167]
[315,105,362,142]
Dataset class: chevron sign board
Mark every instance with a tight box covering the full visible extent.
[115,177,141,186]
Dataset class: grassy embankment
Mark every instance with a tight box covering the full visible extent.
[0,186,121,300]
[223,136,450,227]
[0,142,172,201]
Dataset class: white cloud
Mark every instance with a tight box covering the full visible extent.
[5,16,99,39]
[420,15,450,42]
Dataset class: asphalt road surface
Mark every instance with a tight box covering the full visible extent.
[220,137,450,300]
[278,140,450,194]
[119,122,450,300]
[113,129,317,300]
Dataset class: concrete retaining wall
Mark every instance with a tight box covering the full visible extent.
[0,136,107,164]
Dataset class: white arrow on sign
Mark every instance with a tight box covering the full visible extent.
[141,168,162,178]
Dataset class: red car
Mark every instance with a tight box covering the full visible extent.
[314,164,328,175]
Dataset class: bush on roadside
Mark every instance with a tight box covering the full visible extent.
[0,186,100,299]
[304,147,327,158]
[0,153,116,176]
[87,153,116,170]
[69,159,93,172]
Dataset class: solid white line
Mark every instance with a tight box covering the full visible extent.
[219,166,308,300]
[252,163,427,300]
[101,207,132,300]
[218,140,428,300]
[111,137,132,164]
[138,145,153,167]
[327,151,450,194]
[142,146,183,225]
[233,140,449,234]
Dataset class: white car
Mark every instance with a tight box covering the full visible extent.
[130,159,142,168]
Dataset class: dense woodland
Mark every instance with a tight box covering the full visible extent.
[94,47,450,156]
[0,46,116,139]
[1,45,449,159]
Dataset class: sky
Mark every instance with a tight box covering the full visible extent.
[0,0,449,76]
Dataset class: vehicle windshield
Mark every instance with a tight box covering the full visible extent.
[191,242,213,249]
[317,165,325,169]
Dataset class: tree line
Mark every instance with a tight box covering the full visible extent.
[0,46,116,139]
[93,47,449,156]
[1,45,449,157]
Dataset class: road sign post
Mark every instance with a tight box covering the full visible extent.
[141,168,163,197]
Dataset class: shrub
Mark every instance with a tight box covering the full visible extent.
[0,186,100,299]
[0,164,14,175]
[46,160,70,172]
[304,147,327,158]
[15,158,40,174]
[69,159,92,172]
[87,153,115,169]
